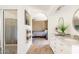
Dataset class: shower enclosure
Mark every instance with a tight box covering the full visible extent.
[0,9,17,54]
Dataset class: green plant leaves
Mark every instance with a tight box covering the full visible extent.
[58,23,69,33]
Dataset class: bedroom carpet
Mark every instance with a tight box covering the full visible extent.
[32,38,49,47]
[27,44,54,54]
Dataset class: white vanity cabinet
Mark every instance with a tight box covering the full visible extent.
[49,35,79,54]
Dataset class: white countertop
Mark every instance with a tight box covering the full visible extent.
[49,35,79,54]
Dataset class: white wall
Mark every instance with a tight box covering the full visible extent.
[48,6,79,40]
[0,10,3,53]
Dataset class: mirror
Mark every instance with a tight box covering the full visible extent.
[25,10,31,25]
[4,9,17,54]
[73,9,79,32]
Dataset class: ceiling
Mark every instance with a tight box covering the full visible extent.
[27,5,64,16]
[28,5,52,12]
[3,5,64,19]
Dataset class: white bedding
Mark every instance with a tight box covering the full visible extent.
[32,31,47,36]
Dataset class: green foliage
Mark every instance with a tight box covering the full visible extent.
[58,23,69,34]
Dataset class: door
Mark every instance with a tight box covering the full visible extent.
[3,9,17,54]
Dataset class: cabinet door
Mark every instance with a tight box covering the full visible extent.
[57,41,71,54]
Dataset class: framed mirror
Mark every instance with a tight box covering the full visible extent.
[73,9,79,32]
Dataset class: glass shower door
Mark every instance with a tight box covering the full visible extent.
[4,9,17,54]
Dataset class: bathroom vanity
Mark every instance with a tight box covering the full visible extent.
[49,35,79,54]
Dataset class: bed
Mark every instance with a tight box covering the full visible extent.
[32,30,48,39]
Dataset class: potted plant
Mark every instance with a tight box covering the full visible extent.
[56,17,69,36]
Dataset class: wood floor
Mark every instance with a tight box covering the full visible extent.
[27,44,54,54]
